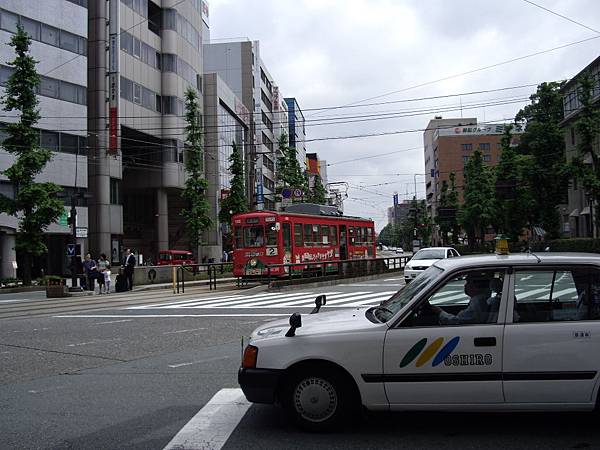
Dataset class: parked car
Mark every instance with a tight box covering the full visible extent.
[404,247,459,283]
[395,247,404,254]
[238,253,600,431]
[156,250,195,266]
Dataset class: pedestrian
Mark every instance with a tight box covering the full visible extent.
[83,253,98,291]
[98,253,111,294]
[222,250,228,262]
[122,248,136,291]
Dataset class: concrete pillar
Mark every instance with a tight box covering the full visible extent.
[0,234,16,279]
[157,188,169,251]
[88,0,112,257]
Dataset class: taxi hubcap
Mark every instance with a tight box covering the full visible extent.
[293,377,337,422]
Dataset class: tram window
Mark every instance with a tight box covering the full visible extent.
[321,225,330,245]
[294,224,303,246]
[330,225,337,246]
[349,227,355,245]
[234,227,243,249]
[362,227,367,244]
[244,226,264,247]
[266,223,278,246]
[367,227,373,243]
[304,224,312,246]
[313,224,322,247]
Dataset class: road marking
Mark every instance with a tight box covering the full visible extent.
[66,338,121,347]
[168,355,231,368]
[163,388,251,450]
[54,314,290,318]
[94,319,132,325]
[0,298,31,303]
[163,327,207,335]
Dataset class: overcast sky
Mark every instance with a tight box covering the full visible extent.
[206,0,600,231]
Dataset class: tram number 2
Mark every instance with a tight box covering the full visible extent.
[266,247,278,256]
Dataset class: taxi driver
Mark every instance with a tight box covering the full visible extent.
[431,274,492,324]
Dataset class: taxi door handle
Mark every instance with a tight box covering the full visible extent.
[474,337,496,347]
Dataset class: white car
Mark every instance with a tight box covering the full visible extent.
[404,247,459,283]
[239,253,600,431]
[395,247,404,254]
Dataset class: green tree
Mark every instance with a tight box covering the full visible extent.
[307,174,327,204]
[219,142,247,224]
[460,150,495,248]
[276,133,306,192]
[494,125,535,241]
[181,87,212,250]
[515,81,569,238]
[0,26,63,285]
[569,71,600,232]
[377,223,394,246]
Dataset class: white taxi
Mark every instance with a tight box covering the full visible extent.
[238,253,600,430]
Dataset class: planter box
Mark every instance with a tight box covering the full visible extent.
[46,285,68,298]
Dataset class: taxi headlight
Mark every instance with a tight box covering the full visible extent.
[242,345,258,368]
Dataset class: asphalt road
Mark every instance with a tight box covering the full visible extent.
[1,273,600,449]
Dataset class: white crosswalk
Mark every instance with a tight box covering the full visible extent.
[128,290,397,310]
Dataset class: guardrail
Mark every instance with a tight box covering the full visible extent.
[175,262,232,294]
[257,255,410,285]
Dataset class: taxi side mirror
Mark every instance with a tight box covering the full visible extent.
[285,313,302,337]
[310,295,327,314]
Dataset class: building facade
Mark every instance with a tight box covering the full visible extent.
[88,0,206,265]
[0,0,89,278]
[203,72,249,260]
[561,56,600,238]
[203,40,280,211]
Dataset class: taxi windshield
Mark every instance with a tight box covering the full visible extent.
[413,249,446,260]
[376,265,443,321]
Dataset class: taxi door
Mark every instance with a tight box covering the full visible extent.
[382,269,507,406]
[502,267,600,405]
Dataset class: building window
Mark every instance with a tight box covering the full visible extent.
[60,30,79,53]
[110,178,122,204]
[261,111,273,132]
[41,23,60,46]
[461,143,472,151]
[479,142,490,151]
[262,132,273,152]
[462,155,470,164]
[20,16,40,40]
[483,154,491,162]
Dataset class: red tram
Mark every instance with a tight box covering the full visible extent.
[232,204,376,278]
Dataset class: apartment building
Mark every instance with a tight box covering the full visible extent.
[560,56,600,238]
[203,40,279,211]
[202,72,249,260]
[88,0,206,264]
[0,0,88,278]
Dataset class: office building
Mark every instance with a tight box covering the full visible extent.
[204,40,279,211]
[203,72,249,260]
[0,0,88,278]
[561,56,600,238]
[88,0,205,264]
[284,97,307,172]
[423,118,522,234]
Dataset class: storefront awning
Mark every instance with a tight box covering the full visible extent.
[569,208,580,217]
[581,206,591,215]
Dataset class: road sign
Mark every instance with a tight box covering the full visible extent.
[292,188,303,199]
[281,188,292,199]
[76,227,88,238]
[59,211,69,227]
[66,244,76,256]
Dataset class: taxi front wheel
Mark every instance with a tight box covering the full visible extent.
[281,366,356,431]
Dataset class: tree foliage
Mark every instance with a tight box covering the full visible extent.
[0,26,63,285]
[460,149,495,247]
[276,133,305,190]
[515,81,569,238]
[494,125,536,241]
[436,172,459,244]
[218,142,247,224]
[307,174,327,205]
[181,87,212,249]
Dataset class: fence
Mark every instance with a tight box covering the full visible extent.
[175,262,232,294]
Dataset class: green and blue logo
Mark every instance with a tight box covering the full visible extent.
[400,336,461,368]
